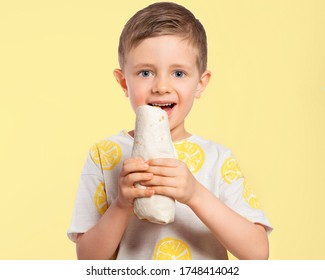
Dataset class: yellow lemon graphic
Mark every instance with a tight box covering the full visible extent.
[94,182,108,215]
[243,179,260,209]
[153,237,192,260]
[90,140,122,171]
[221,157,243,184]
[174,141,204,173]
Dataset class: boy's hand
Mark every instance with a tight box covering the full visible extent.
[117,158,154,209]
[140,158,200,205]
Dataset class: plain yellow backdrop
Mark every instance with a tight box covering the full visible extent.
[0,0,324,259]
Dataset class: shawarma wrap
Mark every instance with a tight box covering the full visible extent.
[132,105,176,224]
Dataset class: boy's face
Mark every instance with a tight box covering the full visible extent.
[114,35,210,141]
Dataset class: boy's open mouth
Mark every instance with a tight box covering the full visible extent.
[148,103,176,112]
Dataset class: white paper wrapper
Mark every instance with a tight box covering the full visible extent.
[132,105,176,224]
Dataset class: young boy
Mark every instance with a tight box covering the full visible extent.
[67,2,272,260]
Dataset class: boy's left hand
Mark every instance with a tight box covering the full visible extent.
[139,158,199,205]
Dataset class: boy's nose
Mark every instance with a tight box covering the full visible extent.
[152,76,172,94]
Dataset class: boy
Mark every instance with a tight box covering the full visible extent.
[68,2,272,260]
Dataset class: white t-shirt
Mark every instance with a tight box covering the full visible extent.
[68,130,272,259]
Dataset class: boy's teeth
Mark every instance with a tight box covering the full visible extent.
[150,103,172,107]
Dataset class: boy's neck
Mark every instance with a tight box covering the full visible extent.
[170,128,192,142]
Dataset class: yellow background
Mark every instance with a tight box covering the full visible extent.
[1,0,324,259]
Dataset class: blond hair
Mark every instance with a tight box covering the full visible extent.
[118,2,207,73]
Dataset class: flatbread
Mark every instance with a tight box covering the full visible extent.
[132,105,176,224]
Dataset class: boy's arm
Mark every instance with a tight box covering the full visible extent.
[144,158,269,260]
[187,183,269,260]
[76,158,154,260]
[76,201,132,260]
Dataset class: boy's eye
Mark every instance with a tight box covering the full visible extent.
[173,71,185,78]
[139,70,153,77]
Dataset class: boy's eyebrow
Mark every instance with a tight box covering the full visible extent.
[133,63,193,70]
[169,63,192,70]
[133,63,155,69]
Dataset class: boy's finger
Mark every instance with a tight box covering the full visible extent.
[141,175,176,188]
[133,187,155,198]
[146,166,178,177]
[150,186,174,198]
[124,172,153,185]
[120,159,149,176]
[147,158,180,167]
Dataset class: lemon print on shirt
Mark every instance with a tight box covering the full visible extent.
[243,179,260,209]
[221,157,243,184]
[153,237,192,260]
[94,182,108,215]
[90,140,122,170]
[174,141,204,173]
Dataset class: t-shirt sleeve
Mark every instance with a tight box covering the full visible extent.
[218,149,273,235]
[67,150,107,243]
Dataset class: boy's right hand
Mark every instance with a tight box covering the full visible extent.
[117,158,154,209]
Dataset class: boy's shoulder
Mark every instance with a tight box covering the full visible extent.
[87,131,133,162]
[90,130,132,147]
[188,134,232,155]
[178,134,234,168]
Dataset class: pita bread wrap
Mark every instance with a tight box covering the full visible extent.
[132,105,176,224]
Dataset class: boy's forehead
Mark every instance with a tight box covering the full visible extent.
[125,35,199,67]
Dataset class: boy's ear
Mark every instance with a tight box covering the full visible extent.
[195,70,211,99]
[113,69,128,97]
